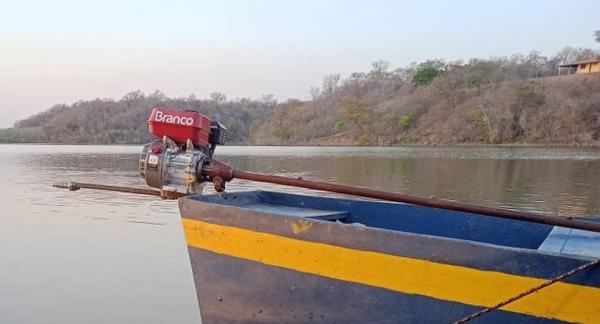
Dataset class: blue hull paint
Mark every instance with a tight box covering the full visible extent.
[180,191,600,323]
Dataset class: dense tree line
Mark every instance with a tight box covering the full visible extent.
[0,91,275,144]
[254,46,600,146]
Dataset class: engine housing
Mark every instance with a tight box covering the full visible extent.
[148,107,212,147]
[139,108,226,196]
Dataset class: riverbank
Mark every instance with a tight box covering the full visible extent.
[305,131,600,147]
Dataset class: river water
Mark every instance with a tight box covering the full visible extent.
[1,144,599,323]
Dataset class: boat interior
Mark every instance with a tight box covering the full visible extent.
[189,191,600,259]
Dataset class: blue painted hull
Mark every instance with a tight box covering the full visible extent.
[179,191,600,323]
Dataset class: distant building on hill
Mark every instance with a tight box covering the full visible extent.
[559,58,600,75]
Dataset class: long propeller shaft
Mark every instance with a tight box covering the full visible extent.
[52,181,186,198]
[53,159,600,234]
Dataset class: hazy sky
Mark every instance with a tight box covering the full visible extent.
[1,0,598,128]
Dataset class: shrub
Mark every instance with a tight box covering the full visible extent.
[356,133,374,145]
[412,66,441,86]
[398,113,412,129]
[274,126,292,141]
[467,110,490,140]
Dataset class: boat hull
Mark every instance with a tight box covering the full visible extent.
[179,191,600,323]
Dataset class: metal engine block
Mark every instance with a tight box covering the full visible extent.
[139,136,209,195]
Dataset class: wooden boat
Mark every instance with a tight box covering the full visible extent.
[179,190,600,323]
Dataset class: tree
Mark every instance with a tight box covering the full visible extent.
[525,51,547,78]
[149,90,167,100]
[321,74,341,96]
[595,30,600,43]
[412,66,441,86]
[309,86,321,100]
[210,91,227,102]
[342,100,374,143]
[370,60,390,77]
[552,46,597,69]
[4,90,275,144]
[431,66,465,110]
[274,126,292,141]
[261,94,276,105]
[122,90,144,101]
[464,60,501,142]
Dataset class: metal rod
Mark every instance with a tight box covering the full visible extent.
[53,166,600,233]
[52,181,180,198]
[232,170,600,233]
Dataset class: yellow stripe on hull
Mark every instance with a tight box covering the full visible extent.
[182,218,600,323]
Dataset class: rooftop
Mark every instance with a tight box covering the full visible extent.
[559,58,600,67]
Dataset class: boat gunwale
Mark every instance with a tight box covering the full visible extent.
[180,191,600,287]
[183,190,597,261]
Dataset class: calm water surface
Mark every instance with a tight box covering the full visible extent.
[1,144,599,323]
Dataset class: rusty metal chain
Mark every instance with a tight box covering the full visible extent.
[453,258,600,323]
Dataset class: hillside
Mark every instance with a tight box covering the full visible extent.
[2,48,600,146]
[0,91,275,144]
[253,65,600,146]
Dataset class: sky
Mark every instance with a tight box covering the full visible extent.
[0,0,598,128]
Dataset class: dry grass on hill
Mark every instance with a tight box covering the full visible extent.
[254,73,600,146]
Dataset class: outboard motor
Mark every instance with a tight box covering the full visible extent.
[139,107,226,196]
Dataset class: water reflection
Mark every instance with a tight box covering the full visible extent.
[7,144,600,216]
[217,148,600,216]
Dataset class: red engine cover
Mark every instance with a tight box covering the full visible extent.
[148,107,211,147]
